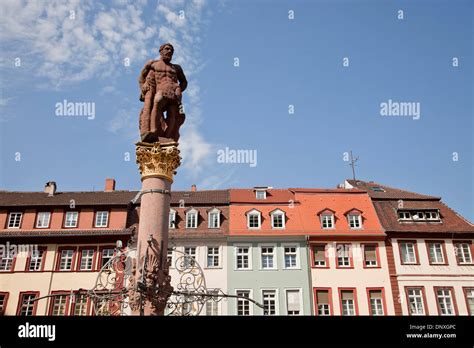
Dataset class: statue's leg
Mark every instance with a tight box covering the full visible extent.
[151,92,166,138]
[164,103,184,142]
[140,92,153,140]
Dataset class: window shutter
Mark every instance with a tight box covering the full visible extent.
[365,245,376,261]
[341,291,353,300]
[314,245,325,261]
[370,291,382,299]
[317,291,329,304]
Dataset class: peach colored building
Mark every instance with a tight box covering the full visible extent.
[0,179,134,316]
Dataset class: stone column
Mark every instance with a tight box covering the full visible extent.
[132,140,181,315]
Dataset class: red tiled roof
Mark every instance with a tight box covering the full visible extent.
[345,180,440,200]
[230,189,294,203]
[373,200,474,233]
[0,190,229,207]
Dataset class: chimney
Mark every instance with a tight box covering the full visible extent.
[105,178,116,192]
[191,184,197,192]
[44,181,57,197]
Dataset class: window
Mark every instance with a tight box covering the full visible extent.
[36,212,51,228]
[79,249,95,271]
[283,246,298,269]
[455,242,472,264]
[167,249,173,268]
[28,248,45,271]
[247,210,261,229]
[51,295,68,316]
[206,300,219,316]
[363,245,378,267]
[337,244,351,268]
[184,247,196,267]
[0,293,8,315]
[425,211,440,220]
[464,288,474,315]
[169,209,176,229]
[262,290,277,315]
[59,249,75,271]
[436,288,455,315]
[0,252,14,272]
[186,210,198,229]
[64,212,78,228]
[7,212,22,228]
[406,288,426,315]
[428,242,445,264]
[255,190,266,199]
[315,289,331,316]
[208,209,220,229]
[340,290,356,316]
[370,186,385,192]
[95,211,108,227]
[236,290,251,315]
[261,246,275,269]
[207,247,220,268]
[313,244,327,267]
[414,211,424,220]
[18,293,38,316]
[100,248,115,268]
[400,241,417,264]
[368,290,384,316]
[72,294,88,316]
[236,246,250,270]
[398,211,411,220]
[286,290,301,315]
[321,214,334,229]
[348,214,362,229]
[270,210,285,229]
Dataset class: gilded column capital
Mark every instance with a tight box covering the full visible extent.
[135,141,181,182]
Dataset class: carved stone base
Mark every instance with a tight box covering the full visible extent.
[136,140,181,183]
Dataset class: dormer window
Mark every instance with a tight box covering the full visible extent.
[370,187,385,192]
[398,210,440,222]
[208,208,221,229]
[317,209,336,229]
[247,209,261,229]
[186,209,198,229]
[169,209,177,229]
[348,214,362,229]
[270,209,285,229]
[256,190,266,200]
[398,211,411,220]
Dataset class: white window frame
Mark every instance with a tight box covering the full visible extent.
[425,211,440,221]
[400,241,417,264]
[80,249,95,271]
[95,211,109,228]
[206,246,220,268]
[100,248,115,268]
[398,211,411,220]
[29,249,45,271]
[337,244,351,268]
[7,212,22,229]
[341,290,356,316]
[363,244,378,267]
[255,190,266,200]
[316,289,331,316]
[282,244,300,269]
[64,211,78,228]
[235,245,252,270]
[455,242,472,264]
[465,289,474,315]
[285,288,303,315]
[247,209,261,229]
[73,294,89,316]
[36,212,51,228]
[51,295,68,316]
[369,290,384,316]
[235,289,253,316]
[261,289,279,315]
[0,253,14,272]
[270,210,285,229]
[259,244,277,270]
[169,209,176,229]
[428,242,445,264]
[183,246,197,267]
[407,288,425,315]
[59,249,74,271]
[321,214,334,229]
[20,294,37,316]
[208,209,221,229]
[348,214,362,229]
[185,209,198,229]
[436,289,455,316]
[205,297,219,316]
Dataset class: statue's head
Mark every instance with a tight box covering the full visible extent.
[159,43,174,63]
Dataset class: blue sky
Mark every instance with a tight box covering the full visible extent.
[0,0,472,220]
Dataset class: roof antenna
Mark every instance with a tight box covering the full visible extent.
[349,151,359,181]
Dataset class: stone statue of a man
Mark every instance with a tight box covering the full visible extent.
[138,43,188,143]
